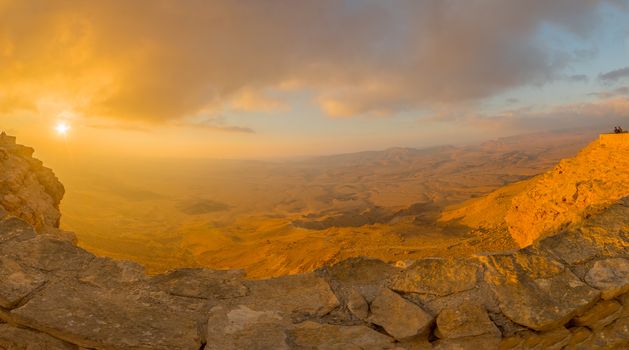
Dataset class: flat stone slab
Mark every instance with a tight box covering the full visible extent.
[7,278,206,350]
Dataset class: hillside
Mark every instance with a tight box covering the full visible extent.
[0,133,627,349]
[441,133,629,247]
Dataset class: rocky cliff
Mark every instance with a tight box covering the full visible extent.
[441,133,629,247]
[0,132,70,240]
[0,134,628,349]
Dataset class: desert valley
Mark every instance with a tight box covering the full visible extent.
[53,129,607,277]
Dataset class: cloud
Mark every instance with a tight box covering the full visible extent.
[564,74,589,83]
[0,0,625,121]
[599,67,629,83]
[588,86,629,98]
[176,117,255,134]
[230,89,288,113]
[451,96,629,132]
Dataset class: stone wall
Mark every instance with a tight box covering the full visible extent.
[0,135,627,349]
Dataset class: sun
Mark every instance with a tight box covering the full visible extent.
[55,122,70,135]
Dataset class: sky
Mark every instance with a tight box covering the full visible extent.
[1,0,629,160]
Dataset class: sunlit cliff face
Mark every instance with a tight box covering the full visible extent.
[1,1,629,160]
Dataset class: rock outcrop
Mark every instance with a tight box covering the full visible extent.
[442,133,629,247]
[0,134,628,349]
[0,132,68,239]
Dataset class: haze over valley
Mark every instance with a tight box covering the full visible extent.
[49,129,602,278]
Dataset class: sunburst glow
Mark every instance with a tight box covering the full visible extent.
[55,122,70,135]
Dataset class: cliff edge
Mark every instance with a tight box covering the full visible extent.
[0,132,70,240]
[441,133,629,247]
[0,134,627,349]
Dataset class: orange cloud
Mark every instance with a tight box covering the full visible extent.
[0,0,625,122]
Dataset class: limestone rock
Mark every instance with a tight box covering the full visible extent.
[6,278,206,349]
[585,258,629,299]
[435,304,500,339]
[572,299,623,329]
[289,321,396,350]
[480,252,600,330]
[389,258,480,296]
[0,323,76,350]
[368,288,433,340]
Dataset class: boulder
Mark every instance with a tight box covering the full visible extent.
[388,258,480,296]
[585,258,629,299]
[480,252,600,331]
[368,288,433,340]
[435,304,500,339]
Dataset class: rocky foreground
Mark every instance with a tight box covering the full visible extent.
[1,133,628,349]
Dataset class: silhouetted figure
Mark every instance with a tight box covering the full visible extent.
[613,126,625,133]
